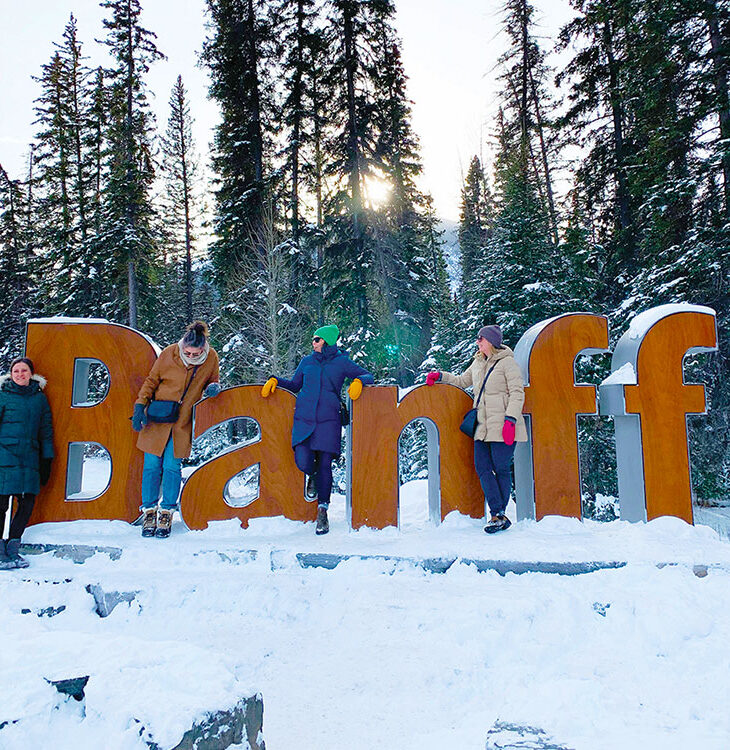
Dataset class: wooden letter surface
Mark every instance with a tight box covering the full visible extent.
[25,319,158,524]
[349,384,484,529]
[600,305,717,523]
[514,314,609,520]
[180,385,313,529]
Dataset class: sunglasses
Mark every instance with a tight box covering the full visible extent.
[312,336,323,343]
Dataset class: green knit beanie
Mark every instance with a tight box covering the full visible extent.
[313,324,339,346]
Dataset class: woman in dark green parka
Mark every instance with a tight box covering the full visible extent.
[0,357,54,570]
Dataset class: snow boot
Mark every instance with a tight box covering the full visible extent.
[141,507,157,537]
[0,541,16,570]
[5,539,29,569]
[315,505,329,535]
[484,514,511,534]
[305,474,318,501]
[155,509,173,538]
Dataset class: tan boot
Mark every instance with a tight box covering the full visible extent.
[141,507,157,537]
[155,508,173,538]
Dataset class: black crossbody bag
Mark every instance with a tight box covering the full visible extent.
[459,364,496,438]
[147,366,199,424]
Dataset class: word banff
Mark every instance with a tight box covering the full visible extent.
[25,303,717,531]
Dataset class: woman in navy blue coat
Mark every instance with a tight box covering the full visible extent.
[261,324,373,534]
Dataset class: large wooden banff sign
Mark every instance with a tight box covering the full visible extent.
[24,304,717,530]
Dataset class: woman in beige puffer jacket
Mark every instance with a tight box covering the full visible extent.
[426,324,526,533]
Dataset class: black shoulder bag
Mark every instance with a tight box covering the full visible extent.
[147,366,199,424]
[459,364,496,438]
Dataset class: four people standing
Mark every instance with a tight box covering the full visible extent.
[1,319,526,562]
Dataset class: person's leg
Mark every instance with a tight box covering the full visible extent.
[141,451,163,508]
[473,440,502,517]
[294,443,316,476]
[159,438,183,510]
[0,495,12,568]
[314,451,335,508]
[488,442,516,516]
[8,493,35,539]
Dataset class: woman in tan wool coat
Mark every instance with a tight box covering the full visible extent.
[131,321,221,538]
[427,324,526,533]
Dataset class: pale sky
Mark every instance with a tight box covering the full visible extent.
[0,0,573,222]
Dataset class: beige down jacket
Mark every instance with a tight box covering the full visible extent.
[440,346,527,443]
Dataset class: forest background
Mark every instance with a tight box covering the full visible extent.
[0,0,728,511]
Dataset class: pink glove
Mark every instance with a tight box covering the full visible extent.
[426,371,441,386]
[502,419,516,446]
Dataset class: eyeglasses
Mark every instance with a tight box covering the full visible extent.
[476,336,484,342]
[312,336,323,343]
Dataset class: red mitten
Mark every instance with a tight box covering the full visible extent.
[502,419,516,446]
[426,371,441,386]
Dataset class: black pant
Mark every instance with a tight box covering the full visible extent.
[473,441,515,516]
[294,444,336,508]
[0,494,36,540]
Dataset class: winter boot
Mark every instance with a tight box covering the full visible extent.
[5,539,29,569]
[484,514,511,534]
[305,474,318,501]
[155,508,173,538]
[0,541,16,570]
[315,505,329,535]
[141,507,157,537]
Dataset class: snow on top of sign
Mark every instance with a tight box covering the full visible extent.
[28,316,111,324]
[601,362,637,386]
[626,303,715,340]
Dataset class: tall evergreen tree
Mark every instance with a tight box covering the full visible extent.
[160,75,199,324]
[202,0,277,286]
[99,0,165,328]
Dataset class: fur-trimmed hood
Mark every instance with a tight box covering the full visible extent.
[0,372,48,391]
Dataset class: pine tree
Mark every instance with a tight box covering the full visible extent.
[0,163,39,363]
[458,155,491,305]
[99,0,165,328]
[202,0,278,286]
[160,75,199,324]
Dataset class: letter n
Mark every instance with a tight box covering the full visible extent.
[514,314,609,520]
[600,305,717,523]
[349,385,483,529]
[25,319,158,523]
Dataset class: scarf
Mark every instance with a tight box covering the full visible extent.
[178,339,210,367]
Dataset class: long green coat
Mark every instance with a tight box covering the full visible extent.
[0,374,54,495]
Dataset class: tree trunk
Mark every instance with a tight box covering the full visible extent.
[705,0,730,217]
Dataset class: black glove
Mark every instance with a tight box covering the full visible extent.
[40,457,52,486]
[204,382,222,398]
[131,403,147,432]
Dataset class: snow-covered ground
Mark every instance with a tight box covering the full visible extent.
[2,481,730,749]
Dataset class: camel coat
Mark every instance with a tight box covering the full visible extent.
[440,346,527,443]
[135,344,220,458]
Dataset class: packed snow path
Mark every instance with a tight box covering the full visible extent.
[1,485,730,749]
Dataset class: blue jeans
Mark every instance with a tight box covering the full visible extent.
[474,440,516,516]
[142,437,182,510]
[294,442,336,508]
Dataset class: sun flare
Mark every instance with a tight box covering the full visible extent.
[363,176,392,208]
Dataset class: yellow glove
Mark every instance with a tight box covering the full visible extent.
[347,378,363,401]
[261,377,278,398]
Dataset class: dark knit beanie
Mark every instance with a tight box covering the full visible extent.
[478,325,503,348]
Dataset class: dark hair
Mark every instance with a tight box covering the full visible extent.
[10,357,34,374]
[181,320,209,349]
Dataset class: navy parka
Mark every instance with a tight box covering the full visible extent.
[276,345,374,455]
